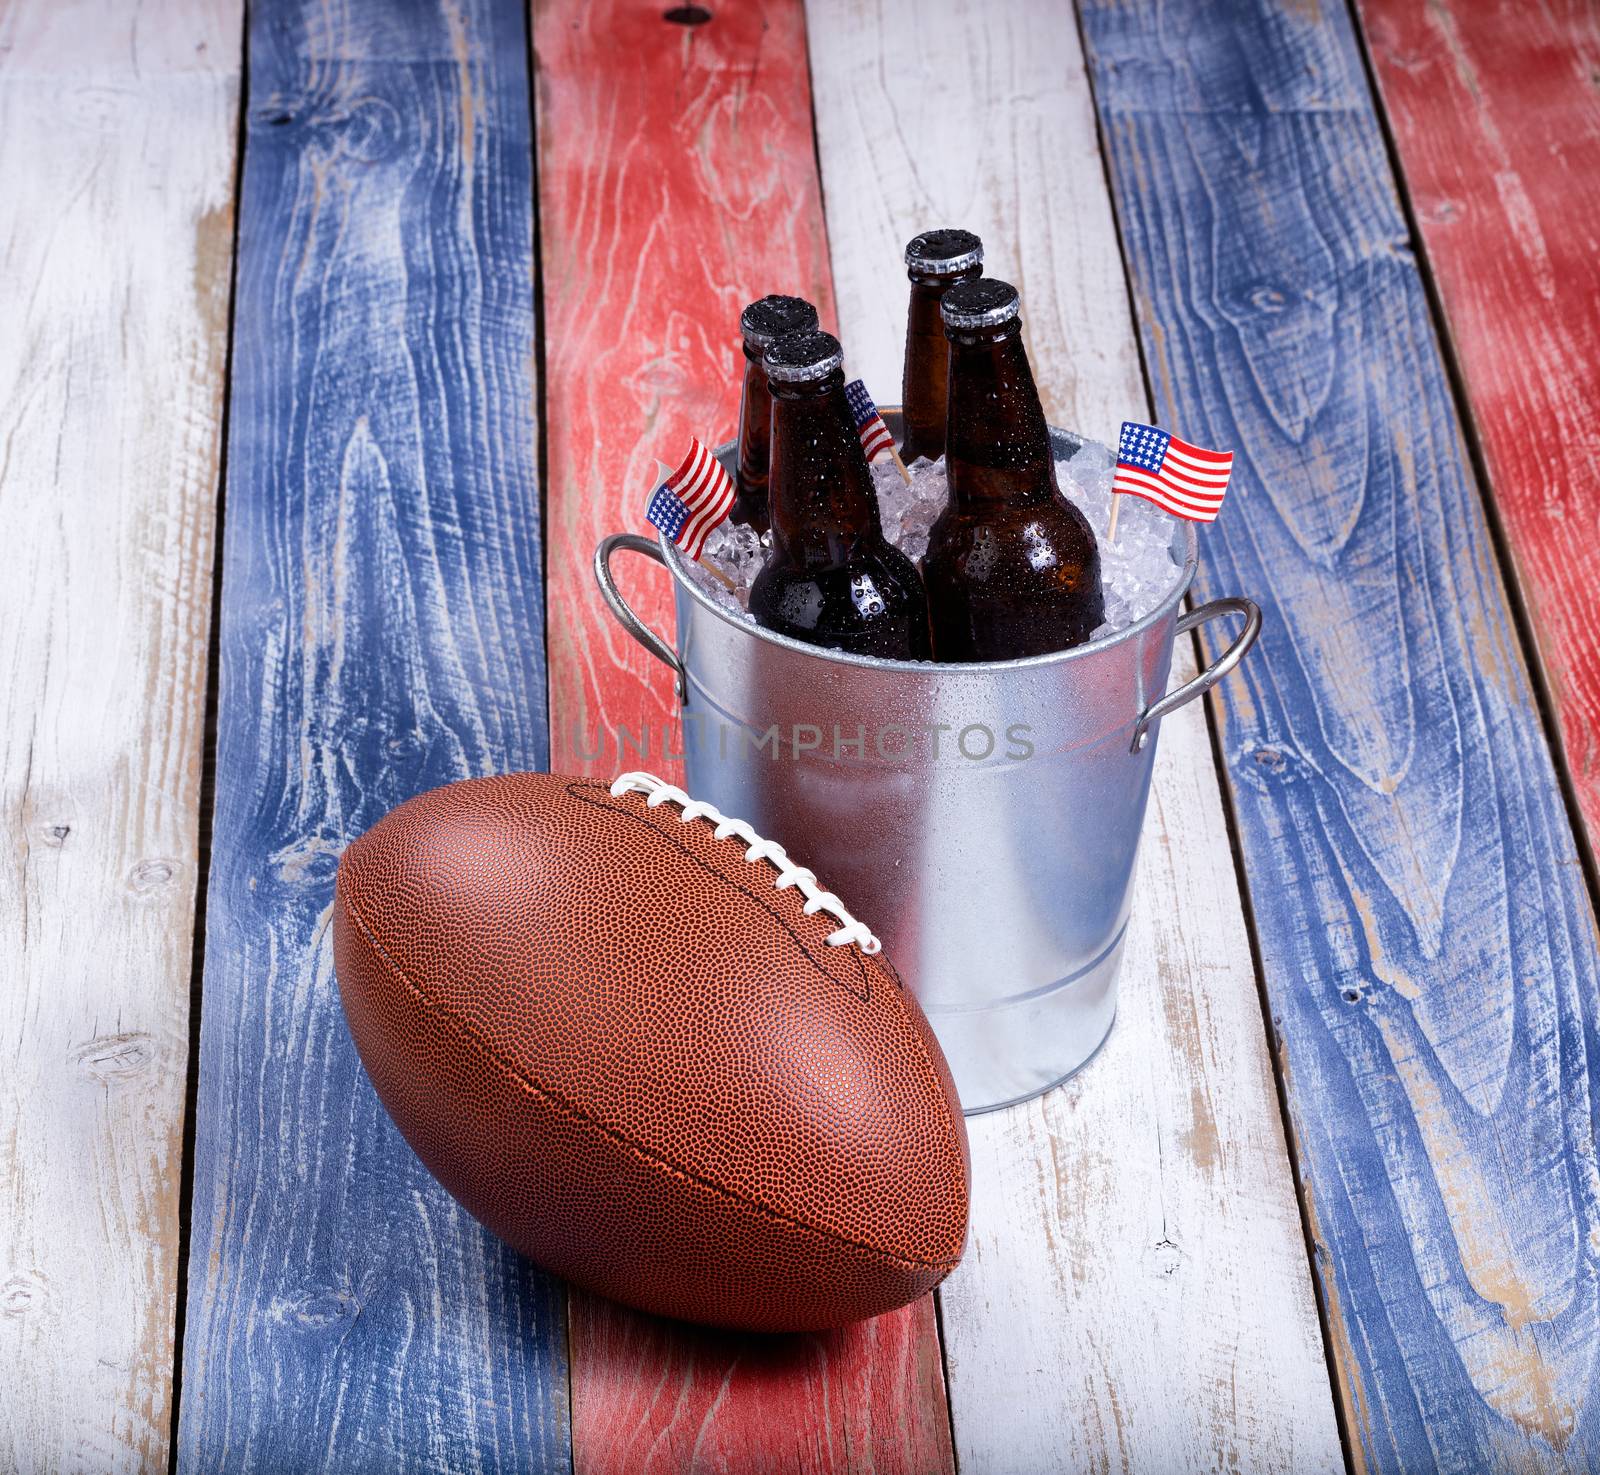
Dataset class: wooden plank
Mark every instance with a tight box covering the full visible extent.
[175,2,569,1469]
[535,0,837,784]
[1078,1,1600,1468]
[1356,0,1600,867]
[532,3,953,1470]
[569,1306,951,1475]
[0,3,241,1470]
[805,2,1343,1469]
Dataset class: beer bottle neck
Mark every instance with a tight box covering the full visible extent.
[767,370,882,567]
[737,352,771,459]
[902,267,979,461]
[944,322,1056,506]
[906,278,946,342]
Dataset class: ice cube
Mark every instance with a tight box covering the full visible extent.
[676,432,1185,643]
[681,519,762,614]
[872,456,949,564]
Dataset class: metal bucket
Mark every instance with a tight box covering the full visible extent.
[595,417,1259,1113]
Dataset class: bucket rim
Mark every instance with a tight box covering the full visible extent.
[661,420,1201,677]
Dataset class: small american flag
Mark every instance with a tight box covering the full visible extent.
[1113,422,1233,522]
[844,379,896,464]
[645,437,735,559]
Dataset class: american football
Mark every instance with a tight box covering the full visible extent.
[332,769,970,1331]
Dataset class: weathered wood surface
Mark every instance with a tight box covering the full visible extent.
[536,0,837,783]
[0,2,241,1470]
[569,1303,951,1475]
[176,1,568,1469]
[1357,0,1600,868]
[532,3,952,1470]
[806,0,1142,452]
[1080,0,1600,1468]
[807,2,1342,1469]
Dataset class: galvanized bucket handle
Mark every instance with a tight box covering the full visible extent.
[596,532,1260,751]
[594,532,688,703]
[1130,596,1262,752]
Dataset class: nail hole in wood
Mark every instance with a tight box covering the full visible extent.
[663,6,712,25]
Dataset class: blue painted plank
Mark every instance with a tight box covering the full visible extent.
[176,1,568,1470]
[1078,2,1600,1469]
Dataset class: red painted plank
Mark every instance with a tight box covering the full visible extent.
[531,3,954,1468]
[569,1296,952,1474]
[1358,0,1600,858]
[535,0,835,783]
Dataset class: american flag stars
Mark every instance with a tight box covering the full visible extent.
[645,437,736,559]
[1118,422,1172,474]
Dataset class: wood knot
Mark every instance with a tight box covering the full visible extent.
[339,98,403,163]
[73,1031,157,1083]
[249,96,300,130]
[1,1271,47,1318]
[129,858,180,893]
[1234,740,1307,793]
[1246,284,1290,314]
[385,730,426,763]
[274,1286,361,1330]
[1147,1236,1183,1278]
[39,823,72,847]
[271,836,343,885]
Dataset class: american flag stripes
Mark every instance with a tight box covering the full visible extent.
[1113,422,1233,523]
[844,379,897,464]
[645,437,736,559]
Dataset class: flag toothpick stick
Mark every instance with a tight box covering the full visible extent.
[695,554,738,593]
[1110,422,1235,535]
[845,380,910,485]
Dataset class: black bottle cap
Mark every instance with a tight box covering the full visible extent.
[762,328,845,383]
[905,229,984,275]
[740,295,820,349]
[941,277,1020,330]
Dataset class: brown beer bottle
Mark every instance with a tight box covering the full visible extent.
[750,330,932,660]
[735,295,819,533]
[900,229,983,464]
[924,278,1104,660]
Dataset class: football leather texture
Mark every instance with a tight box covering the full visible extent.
[332,772,970,1331]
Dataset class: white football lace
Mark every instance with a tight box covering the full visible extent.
[608,771,882,954]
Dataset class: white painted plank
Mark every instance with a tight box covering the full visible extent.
[0,3,242,1470]
[807,0,1143,450]
[804,1,1344,1469]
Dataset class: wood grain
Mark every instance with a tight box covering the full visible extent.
[0,3,241,1470]
[807,2,1342,1469]
[176,2,568,1469]
[535,0,837,783]
[1079,0,1600,1467]
[532,3,952,1470]
[806,0,1144,451]
[1356,0,1600,868]
[569,1303,950,1475]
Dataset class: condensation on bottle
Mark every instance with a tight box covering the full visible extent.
[900,229,983,465]
[923,278,1105,661]
[749,329,932,661]
[735,295,819,534]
